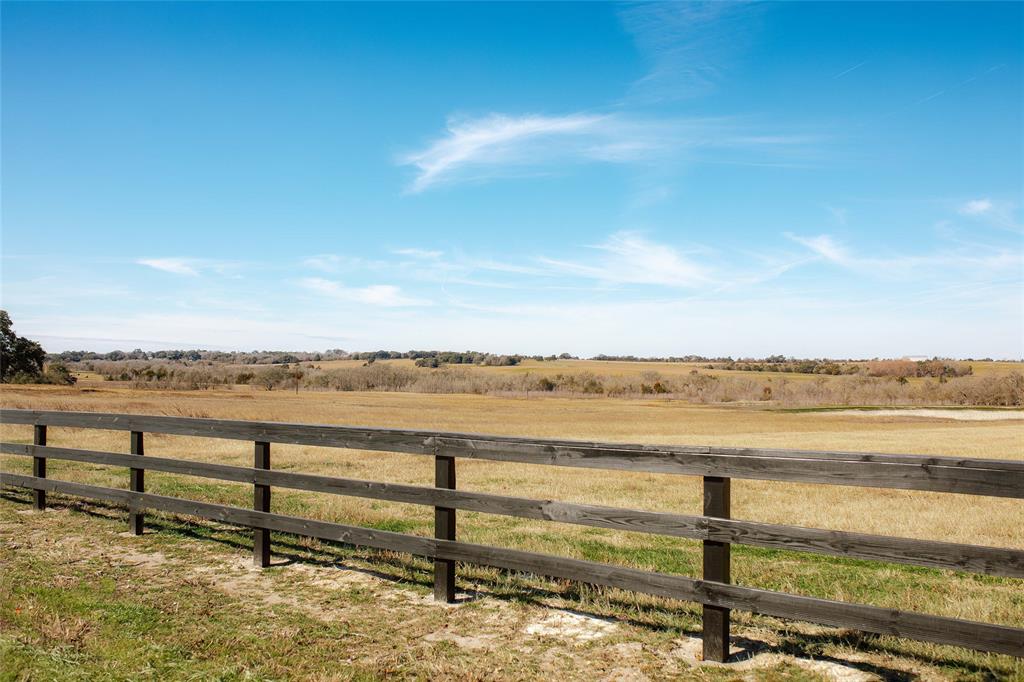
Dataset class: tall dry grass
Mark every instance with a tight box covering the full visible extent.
[80,359,1024,406]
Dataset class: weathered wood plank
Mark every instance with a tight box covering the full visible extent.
[0,409,435,455]
[4,442,1023,578]
[432,437,1023,498]
[253,441,271,568]
[129,431,144,535]
[702,476,731,662]
[3,473,1018,656]
[32,425,46,511]
[434,455,456,602]
[9,407,1019,469]
[3,410,1021,498]
[0,472,436,556]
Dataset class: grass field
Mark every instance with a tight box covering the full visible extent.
[2,384,1023,680]
[276,357,1024,381]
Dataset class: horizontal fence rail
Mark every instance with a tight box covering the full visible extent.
[3,409,1022,497]
[1,408,1021,659]
[4,442,1022,579]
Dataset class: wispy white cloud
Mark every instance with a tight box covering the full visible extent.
[785,232,1022,274]
[137,258,200,276]
[956,197,1021,233]
[136,257,244,278]
[959,198,994,216]
[401,112,814,192]
[540,231,711,288]
[785,233,851,266]
[618,1,761,103]
[393,248,443,260]
[303,254,385,273]
[303,254,343,272]
[400,113,608,192]
[299,278,431,307]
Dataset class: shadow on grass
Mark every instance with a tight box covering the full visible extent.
[0,487,1009,680]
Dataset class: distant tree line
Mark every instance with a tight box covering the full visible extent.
[715,358,972,380]
[48,348,352,364]
[46,345,1012,375]
[590,354,735,363]
[49,348,581,367]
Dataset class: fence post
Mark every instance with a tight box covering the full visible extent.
[129,431,145,534]
[254,441,271,567]
[433,454,456,602]
[32,425,46,511]
[702,475,731,662]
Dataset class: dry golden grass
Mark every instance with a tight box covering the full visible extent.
[309,357,1024,375]
[2,383,1021,547]
[302,357,1024,388]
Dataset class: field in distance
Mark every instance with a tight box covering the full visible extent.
[306,356,1024,379]
[65,353,1024,407]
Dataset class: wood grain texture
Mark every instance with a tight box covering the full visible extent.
[129,431,144,535]
[434,455,456,603]
[4,442,1023,578]
[2,472,1020,657]
[253,441,271,568]
[31,425,46,511]
[3,409,1021,497]
[702,476,731,663]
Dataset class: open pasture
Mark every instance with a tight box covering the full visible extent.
[2,384,1023,678]
[272,356,1024,387]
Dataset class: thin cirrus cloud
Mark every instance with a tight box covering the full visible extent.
[302,254,376,273]
[618,1,762,103]
[959,198,993,216]
[400,113,610,192]
[303,254,344,273]
[299,277,431,307]
[392,248,443,259]
[957,197,1021,233]
[539,231,711,288]
[400,112,812,192]
[785,232,1022,274]
[137,258,200,276]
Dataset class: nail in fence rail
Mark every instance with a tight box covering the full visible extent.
[1,409,1022,658]
[702,476,731,662]
[32,425,46,511]
[434,454,457,602]
[129,431,144,535]
[254,442,271,567]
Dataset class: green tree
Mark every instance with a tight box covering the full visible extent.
[0,310,46,382]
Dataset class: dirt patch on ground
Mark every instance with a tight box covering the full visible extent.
[671,635,880,681]
[523,610,619,642]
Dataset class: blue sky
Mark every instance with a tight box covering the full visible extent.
[2,1,1021,357]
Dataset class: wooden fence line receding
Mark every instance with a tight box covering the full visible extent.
[0,409,1021,659]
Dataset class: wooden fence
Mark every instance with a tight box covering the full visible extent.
[0,408,1021,659]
